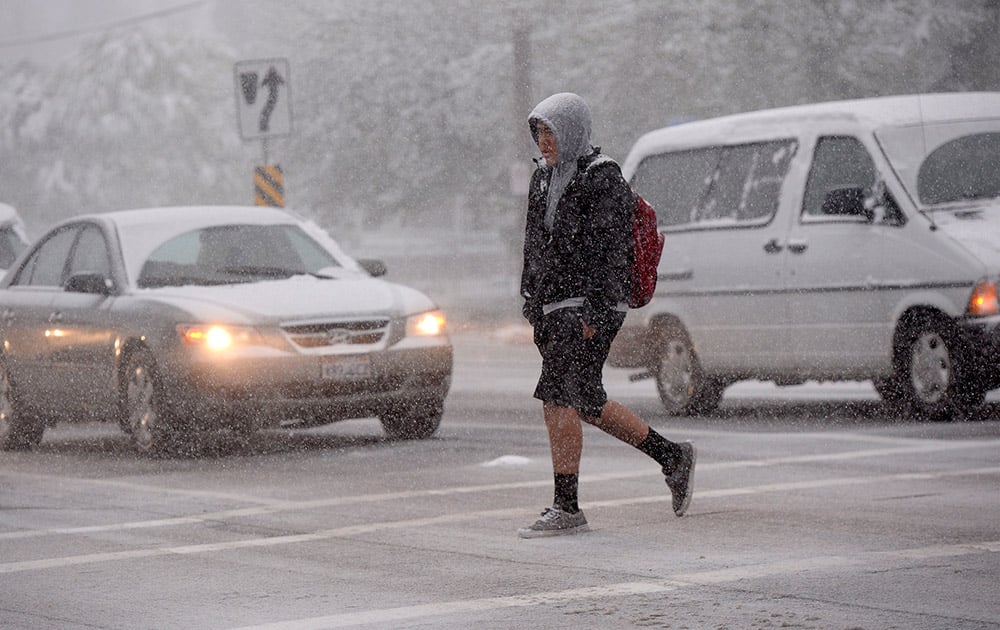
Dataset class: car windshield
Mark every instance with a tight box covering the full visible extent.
[875,118,1000,209]
[138,224,341,288]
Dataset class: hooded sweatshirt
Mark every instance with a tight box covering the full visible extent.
[521,93,633,327]
[528,93,593,231]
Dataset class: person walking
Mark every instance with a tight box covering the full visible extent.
[518,92,696,538]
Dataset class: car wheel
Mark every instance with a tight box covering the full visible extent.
[0,361,45,451]
[121,349,180,453]
[897,317,981,421]
[380,406,442,440]
[653,327,722,416]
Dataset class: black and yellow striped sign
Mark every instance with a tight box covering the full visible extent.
[254,164,284,207]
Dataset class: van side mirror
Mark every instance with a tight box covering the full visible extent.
[821,187,868,218]
[65,272,114,295]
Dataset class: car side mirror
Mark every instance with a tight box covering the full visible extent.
[821,187,868,218]
[65,272,114,295]
[357,258,387,277]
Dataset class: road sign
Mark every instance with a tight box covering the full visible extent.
[254,165,284,207]
[235,58,292,140]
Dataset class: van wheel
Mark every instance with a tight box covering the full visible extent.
[654,328,722,415]
[872,376,906,406]
[896,317,982,421]
[0,361,44,451]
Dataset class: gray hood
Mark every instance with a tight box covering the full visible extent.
[529,92,593,164]
[529,93,593,229]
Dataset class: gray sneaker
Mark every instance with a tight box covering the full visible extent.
[517,507,590,538]
[664,441,696,517]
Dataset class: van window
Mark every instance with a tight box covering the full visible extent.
[917,132,1000,205]
[632,140,795,229]
[802,136,877,218]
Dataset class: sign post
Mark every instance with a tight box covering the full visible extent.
[234,58,292,206]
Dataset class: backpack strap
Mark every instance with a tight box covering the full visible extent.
[583,154,618,173]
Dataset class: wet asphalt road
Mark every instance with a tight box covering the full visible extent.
[1,331,998,629]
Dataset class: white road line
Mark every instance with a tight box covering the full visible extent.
[228,540,1000,630]
[0,465,996,575]
[0,474,294,508]
[1,439,996,541]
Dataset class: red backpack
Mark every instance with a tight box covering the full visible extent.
[583,156,664,308]
[628,192,664,308]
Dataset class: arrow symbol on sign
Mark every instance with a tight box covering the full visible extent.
[259,66,284,132]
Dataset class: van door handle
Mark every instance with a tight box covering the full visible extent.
[763,239,784,254]
[788,239,808,254]
[659,268,693,281]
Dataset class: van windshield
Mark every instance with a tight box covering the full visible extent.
[875,119,1000,209]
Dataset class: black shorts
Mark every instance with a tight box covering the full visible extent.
[532,308,626,418]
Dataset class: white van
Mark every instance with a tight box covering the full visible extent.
[609,92,1000,420]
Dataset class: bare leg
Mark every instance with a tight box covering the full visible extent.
[543,403,583,473]
[584,400,649,446]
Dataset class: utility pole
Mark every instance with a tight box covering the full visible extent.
[510,19,532,198]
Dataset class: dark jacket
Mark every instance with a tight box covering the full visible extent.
[520,148,633,330]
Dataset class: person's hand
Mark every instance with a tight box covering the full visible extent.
[581,320,597,340]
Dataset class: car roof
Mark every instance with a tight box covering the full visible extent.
[92,205,298,230]
[55,205,356,285]
[622,92,1000,177]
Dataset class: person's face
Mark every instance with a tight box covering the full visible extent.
[536,122,558,166]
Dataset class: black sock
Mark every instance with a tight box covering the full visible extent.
[637,428,683,470]
[553,473,579,513]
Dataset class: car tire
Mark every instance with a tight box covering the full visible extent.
[380,405,442,440]
[0,360,45,451]
[653,327,723,416]
[896,316,982,421]
[120,349,183,453]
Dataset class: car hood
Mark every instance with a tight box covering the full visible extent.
[137,276,437,323]
[931,201,1000,271]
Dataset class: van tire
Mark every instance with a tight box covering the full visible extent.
[872,376,907,406]
[895,316,980,421]
[654,328,722,415]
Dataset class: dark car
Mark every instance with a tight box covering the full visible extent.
[0,206,452,452]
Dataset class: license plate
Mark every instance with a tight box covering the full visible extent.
[321,355,372,380]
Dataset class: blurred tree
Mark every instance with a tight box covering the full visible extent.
[0,0,993,235]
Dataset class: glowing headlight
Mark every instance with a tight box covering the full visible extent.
[178,325,260,351]
[967,280,999,317]
[405,310,446,336]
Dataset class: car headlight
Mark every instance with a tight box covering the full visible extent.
[967,280,999,317]
[177,324,262,351]
[405,310,447,336]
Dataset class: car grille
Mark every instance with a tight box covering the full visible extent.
[282,319,390,349]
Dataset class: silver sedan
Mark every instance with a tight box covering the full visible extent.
[0,206,452,452]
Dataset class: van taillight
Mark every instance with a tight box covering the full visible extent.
[967,280,999,317]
